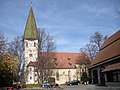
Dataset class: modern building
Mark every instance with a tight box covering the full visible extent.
[89,30,120,86]
[23,6,90,84]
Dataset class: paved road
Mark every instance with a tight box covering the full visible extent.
[62,84,120,90]
[19,84,120,90]
[62,84,94,90]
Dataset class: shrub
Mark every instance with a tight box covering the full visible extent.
[81,72,89,83]
[48,77,55,84]
[21,84,40,88]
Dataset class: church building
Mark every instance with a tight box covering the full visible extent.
[23,6,90,84]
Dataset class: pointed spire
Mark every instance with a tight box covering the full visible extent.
[23,5,39,40]
[30,1,32,7]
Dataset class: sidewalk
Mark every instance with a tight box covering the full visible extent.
[83,84,120,90]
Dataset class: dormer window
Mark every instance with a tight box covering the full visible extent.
[67,58,70,60]
[54,58,57,60]
[68,62,72,65]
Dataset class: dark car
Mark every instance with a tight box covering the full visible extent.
[53,84,60,88]
[67,80,80,85]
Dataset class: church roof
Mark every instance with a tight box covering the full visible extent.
[23,7,39,40]
[26,52,90,69]
[90,30,120,68]
[27,61,38,67]
[54,52,90,69]
[54,52,80,69]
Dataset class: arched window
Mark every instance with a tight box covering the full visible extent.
[30,76,32,80]
[68,70,71,82]
[56,71,59,81]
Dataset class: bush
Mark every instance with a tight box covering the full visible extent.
[48,77,55,84]
[21,84,40,88]
[81,72,89,83]
[21,84,26,88]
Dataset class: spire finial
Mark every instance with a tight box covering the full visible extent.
[30,1,32,7]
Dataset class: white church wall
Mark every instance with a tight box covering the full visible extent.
[24,39,38,84]
[52,68,79,84]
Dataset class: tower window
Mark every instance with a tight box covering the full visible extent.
[35,74,37,76]
[30,76,32,79]
[30,50,32,52]
[34,42,36,47]
[26,43,28,47]
[29,54,33,57]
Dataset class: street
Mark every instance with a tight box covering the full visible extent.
[19,84,120,90]
[62,84,120,90]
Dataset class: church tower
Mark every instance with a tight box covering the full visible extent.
[23,6,39,84]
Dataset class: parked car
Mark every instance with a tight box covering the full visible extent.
[52,84,60,88]
[13,82,21,89]
[67,80,80,85]
[41,83,60,88]
[1,86,13,90]
[41,83,50,88]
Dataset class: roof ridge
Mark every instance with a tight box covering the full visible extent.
[100,30,120,49]
[100,37,120,50]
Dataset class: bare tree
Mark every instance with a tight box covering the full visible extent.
[0,31,7,55]
[8,36,23,65]
[81,31,107,61]
[37,28,56,83]
[84,43,98,60]
[7,36,24,81]
[76,51,91,65]
[90,31,107,50]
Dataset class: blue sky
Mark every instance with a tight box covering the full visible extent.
[0,0,120,52]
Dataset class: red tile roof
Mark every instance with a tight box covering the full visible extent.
[27,61,38,67]
[27,52,90,69]
[101,30,120,50]
[102,62,120,72]
[54,52,80,69]
[90,30,120,68]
